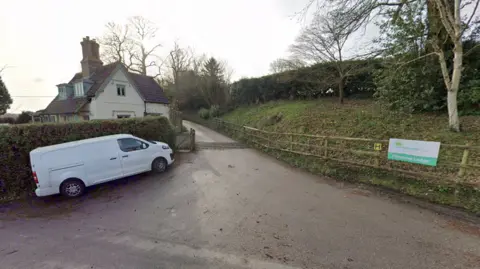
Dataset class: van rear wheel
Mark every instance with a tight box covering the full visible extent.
[60,179,85,198]
[152,157,167,173]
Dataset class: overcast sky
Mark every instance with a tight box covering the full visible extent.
[0,0,311,113]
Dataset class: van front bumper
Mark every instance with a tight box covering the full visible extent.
[35,187,59,197]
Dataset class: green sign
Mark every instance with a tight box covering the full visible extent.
[388,139,441,166]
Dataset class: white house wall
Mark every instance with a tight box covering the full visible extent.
[145,103,169,116]
[89,68,145,119]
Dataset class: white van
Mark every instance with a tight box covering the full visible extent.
[29,134,174,198]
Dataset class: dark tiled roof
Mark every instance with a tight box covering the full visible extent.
[129,73,169,104]
[43,62,168,114]
[43,97,88,114]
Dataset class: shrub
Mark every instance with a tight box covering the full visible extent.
[0,116,175,200]
[209,105,220,118]
[198,108,210,119]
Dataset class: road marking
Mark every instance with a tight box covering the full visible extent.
[100,233,302,269]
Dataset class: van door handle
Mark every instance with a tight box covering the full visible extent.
[110,157,117,160]
[122,155,128,158]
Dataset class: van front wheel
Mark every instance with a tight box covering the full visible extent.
[60,179,85,198]
[152,157,167,173]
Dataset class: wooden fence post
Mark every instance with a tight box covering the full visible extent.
[458,143,471,178]
[374,152,380,167]
[243,126,247,143]
[266,132,270,148]
[290,135,293,150]
[190,128,196,151]
[324,139,328,158]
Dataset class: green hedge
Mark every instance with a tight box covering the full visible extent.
[0,116,175,200]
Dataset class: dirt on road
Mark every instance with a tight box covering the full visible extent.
[0,121,479,269]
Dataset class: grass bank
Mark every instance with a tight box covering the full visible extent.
[218,99,480,214]
[223,99,480,145]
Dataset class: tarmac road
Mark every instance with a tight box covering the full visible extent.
[0,121,478,269]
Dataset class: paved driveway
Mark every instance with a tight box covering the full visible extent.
[0,121,479,269]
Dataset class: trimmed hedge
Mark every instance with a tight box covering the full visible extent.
[0,116,175,200]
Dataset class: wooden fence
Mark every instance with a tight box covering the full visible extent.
[212,118,480,185]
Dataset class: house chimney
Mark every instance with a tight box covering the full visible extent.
[80,36,103,78]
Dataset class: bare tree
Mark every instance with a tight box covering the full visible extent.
[99,16,162,77]
[166,41,193,87]
[129,16,163,76]
[100,22,135,70]
[291,9,366,103]
[269,58,306,73]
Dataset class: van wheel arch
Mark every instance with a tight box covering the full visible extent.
[152,157,168,173]
[60,178,86,197]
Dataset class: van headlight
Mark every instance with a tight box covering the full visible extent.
[162,145,170,150]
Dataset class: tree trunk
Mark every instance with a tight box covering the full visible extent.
[447,90,460,131]
[338,77,344,104]
[435,39,462,132]
[448,42,463,132]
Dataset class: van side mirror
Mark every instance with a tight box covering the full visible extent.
[141,143,147,149]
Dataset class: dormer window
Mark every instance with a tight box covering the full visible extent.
[74,82,84,97]
[59,87,67,99]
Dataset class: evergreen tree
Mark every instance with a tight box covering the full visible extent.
[200,58,228,106]
[0,74,13,115]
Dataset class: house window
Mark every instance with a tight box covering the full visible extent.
[83,115,90,121]
[74,82,84,97]
[117,84,126,96]
[59,88,66,99]
[117,115,131,119]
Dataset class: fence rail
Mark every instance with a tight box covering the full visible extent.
[212,118,480,185]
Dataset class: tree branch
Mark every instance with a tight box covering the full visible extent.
[464,42,480,57]
[431,0,457,41]
[395,52,437,70]
[463,0,480,35]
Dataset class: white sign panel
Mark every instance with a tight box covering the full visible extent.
[388,138,441,166]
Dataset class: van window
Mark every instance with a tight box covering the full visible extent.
[117,138,149,152]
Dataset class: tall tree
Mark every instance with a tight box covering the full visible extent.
[100,22,135,70]
[166,41,193,88]
[427,0,479,131]
[100,16,162,77]
[199,57,229,107]
[0,70,13,116]
[290,9,366,104]
[129,16,163,76]
[269,58,306,73]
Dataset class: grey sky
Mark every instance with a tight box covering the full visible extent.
[0,0,308,113]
